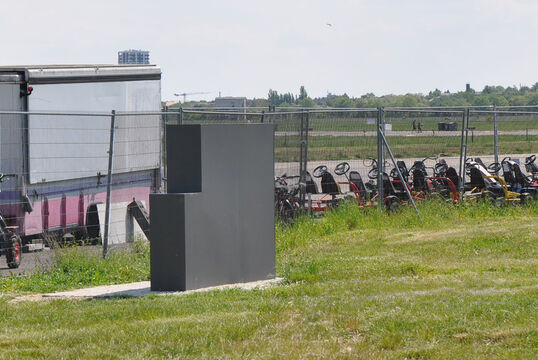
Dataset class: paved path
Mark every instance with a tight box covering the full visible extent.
[275,153,535,186]
[0,249,54,277]
[0,243,131,278]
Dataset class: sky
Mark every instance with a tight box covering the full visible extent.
[1,0,537,102]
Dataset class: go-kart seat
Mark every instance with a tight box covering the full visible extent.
[349,171,368,199]
[411,160,427,175]
[383,173,407,200]
[412,169,428,192]
[502,162,517,187]
[445,167,460,189]
[474,157,487,170]
[469,167,486,189]
[525,156,538,174]
[321,171,340,195]
[397,160,409,180]
[305,171,318,194]
[512,162,533,188]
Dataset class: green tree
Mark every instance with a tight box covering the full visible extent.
[328,94,356,108]
[298,97,315,107]
[298,86,308,101]
[268,89,280,106]
[400,94,419,107]
[527,93,538,105]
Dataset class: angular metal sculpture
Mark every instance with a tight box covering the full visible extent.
[150,124,275,291]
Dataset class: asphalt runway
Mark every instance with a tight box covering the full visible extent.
[0,243,131,277]
[0,249,54,277]
[275,153,536,189]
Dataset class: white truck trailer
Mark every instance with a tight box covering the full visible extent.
[0,65,162,257]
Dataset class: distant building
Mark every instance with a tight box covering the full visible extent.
[214,97,247,109]
[214,97,247,121]
[118,49,150,64]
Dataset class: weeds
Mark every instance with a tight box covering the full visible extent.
[0,240,150,293]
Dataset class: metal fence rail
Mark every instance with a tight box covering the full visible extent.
[0,105,536,259]
[0,110,161,259]
[162,105,538,215]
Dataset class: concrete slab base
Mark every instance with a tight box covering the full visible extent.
[14,278,283,302]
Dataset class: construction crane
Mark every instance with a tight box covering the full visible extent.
[174,92,210,103]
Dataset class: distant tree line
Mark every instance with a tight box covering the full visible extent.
[267,86,316,108]
[265,83,538,108]
[167,83,538,109]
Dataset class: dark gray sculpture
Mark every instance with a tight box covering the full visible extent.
[150,124,275,291]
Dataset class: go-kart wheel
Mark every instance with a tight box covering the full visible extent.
[368,167,379,180]
[384,196,400,213]
[525,155,536,166]
[312,165,328,178]
[334,162,350,176]
[520,192,530,204]
[487,162,501,174]
[6,234,22,269]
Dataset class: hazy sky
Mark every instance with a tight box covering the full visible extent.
[2,0,537,101]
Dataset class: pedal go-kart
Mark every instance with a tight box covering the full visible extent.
[310,160,401,211]
[498,157,538,197]
[524,155,538,182]
[388,157,459,203]
[463,158,526,204]
[0,174,22,269]
[306,163,359,212]
[274,174,301,220]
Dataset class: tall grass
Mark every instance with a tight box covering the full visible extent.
[1,200,536,294]
[276,199,538,254]
[0,240,150,293]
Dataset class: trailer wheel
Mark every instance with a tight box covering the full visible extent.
[6,234,22,269]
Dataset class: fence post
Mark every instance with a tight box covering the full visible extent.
[261,110,265,124]
[459,108,470,196]
[103,110,116,259]
[493,104,499,174]
[305,110,310,177]
[298,110,309,208]
[458,110,465,197]
[163,106,168,193]
[377,107,384,211]
[379,130,422,223]
[179,107,183,125]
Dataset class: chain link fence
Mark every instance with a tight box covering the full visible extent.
[0,109,161,273]
[1,106,537,273]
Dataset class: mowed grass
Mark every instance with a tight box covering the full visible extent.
[0,201,537,359]
[275,134,538,162]
[273,115,538,132]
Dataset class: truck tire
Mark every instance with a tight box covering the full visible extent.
[6,234,22,269]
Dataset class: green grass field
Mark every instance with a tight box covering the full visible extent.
[275,135,538,162]
[272,115,538,132]
[0,201,537,359]
[177,113,538,132]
